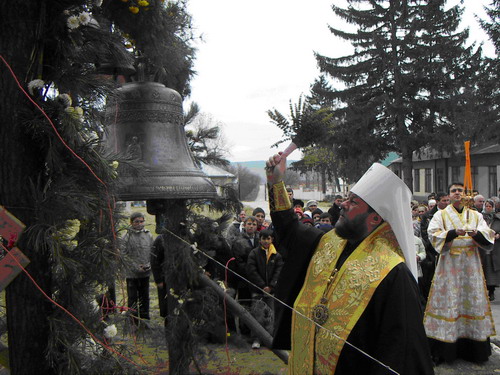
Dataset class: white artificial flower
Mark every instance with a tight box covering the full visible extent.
[67,15,80,29]
[104,324,117,339]
[27,79,45,95]
[78,12,91,25]
[65,106,83,122]
[74,106,84,116]
[57,93,72,107]
[90,299,100,314]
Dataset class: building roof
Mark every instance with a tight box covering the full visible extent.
[199,162,236,179]
[380,152,400,166]
[388,142,500,165]
[472,143,500,155]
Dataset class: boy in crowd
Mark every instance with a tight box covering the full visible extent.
[293,199,305,210]
[252,207,267,231]
[226,209,247,245]
[232,216,260,303]
[246,229,284,349]
[121,212,153,325]
[316,212,334,233]
[311,208,323,225]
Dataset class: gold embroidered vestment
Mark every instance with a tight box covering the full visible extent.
[289,223,404,374]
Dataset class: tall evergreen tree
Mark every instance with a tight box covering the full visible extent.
[0,1,196,373]
[481,0,500,54]
[475,0,500,142]
[315,0,476,189]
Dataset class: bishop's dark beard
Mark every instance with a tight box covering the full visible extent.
[335,212,369,243]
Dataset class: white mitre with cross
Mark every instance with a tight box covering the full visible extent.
[351,163,418,281]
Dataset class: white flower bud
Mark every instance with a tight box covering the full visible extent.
[78,12,91,25]
[104,324,117,338]
[67,15,80,30]
[27,79,45,95]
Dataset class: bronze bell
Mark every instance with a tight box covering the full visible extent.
[104,81,217,202]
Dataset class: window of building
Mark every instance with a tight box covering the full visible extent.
[436,168,444,192]
[414,169,420,192]
[489,166,498,198]
[472,166,478,189]
[425,168,432,193]
[451,166,460,183]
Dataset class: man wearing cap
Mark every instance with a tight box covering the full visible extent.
[424,182,495,364]
[266,153,433,375]
[304,200,318,218]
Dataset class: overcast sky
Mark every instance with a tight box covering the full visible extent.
[186,0,494,162]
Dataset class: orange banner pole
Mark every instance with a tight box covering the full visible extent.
[463,141,473,195]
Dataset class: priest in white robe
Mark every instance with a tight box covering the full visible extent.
[424,182,496,364]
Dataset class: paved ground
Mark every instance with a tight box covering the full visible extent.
[432,298,500,374]
[241,184,269,213]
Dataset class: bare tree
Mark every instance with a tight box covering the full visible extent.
[186,112,231,167]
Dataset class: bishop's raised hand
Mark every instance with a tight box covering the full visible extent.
[266,152,287,185]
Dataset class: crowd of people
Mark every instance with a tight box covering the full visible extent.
[221,201,338,348]
[118,163,500,372]
[117,190,343,343]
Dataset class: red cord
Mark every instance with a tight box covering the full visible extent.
[0,54,144,367]
[0,54,118,245]
[1,244,141,367]
[223,257,235,375]
[132,331,150,366]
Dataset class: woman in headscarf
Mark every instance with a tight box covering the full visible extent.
[479,199,500,300]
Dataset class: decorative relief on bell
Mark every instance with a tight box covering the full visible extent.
[151,89,160,99]
[124,135,144,161]
[117,111,183,124]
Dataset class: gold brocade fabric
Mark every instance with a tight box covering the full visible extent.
[268,181,292,212]
[290,223,404,374]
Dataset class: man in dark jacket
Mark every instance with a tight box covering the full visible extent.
[231,216,259,301]
[246,228,284,348]
[328,195,343,226]
[420,192,449,302]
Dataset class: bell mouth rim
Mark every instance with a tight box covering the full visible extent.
[117,170,209,176]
